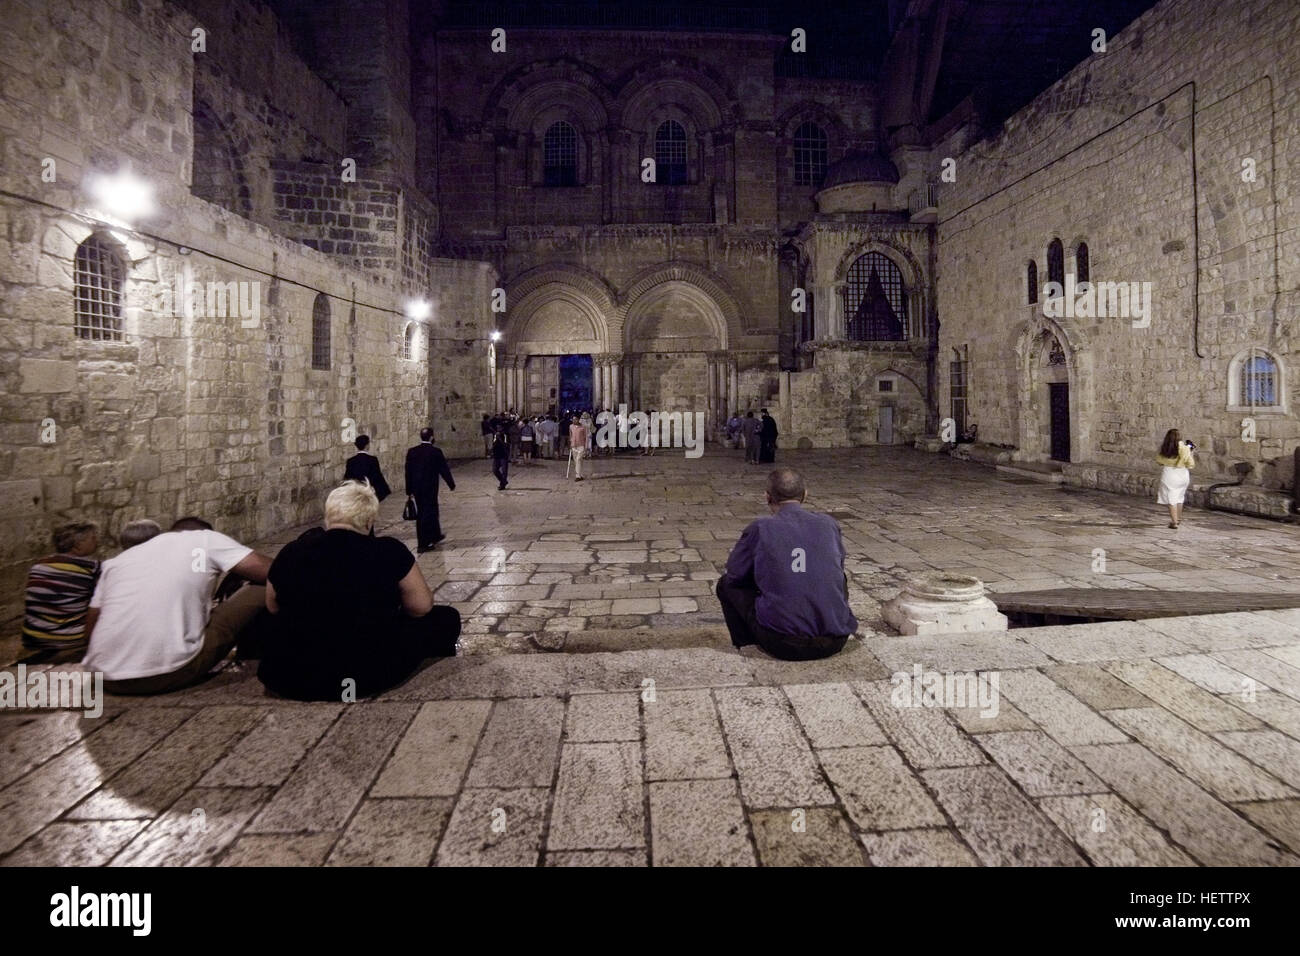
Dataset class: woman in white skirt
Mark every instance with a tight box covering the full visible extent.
[1156,428,1195,528]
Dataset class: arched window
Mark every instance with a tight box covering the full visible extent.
[1046,238,1064,295]
[402,322,419,361]
[311,293,330,370]
[74,234,125,341]
[1075,242,1089,284]
[1227,348,1284,412]
[654,120,688,185]
[793,122,828,187]
[543,121,578,187]
[1026,261,1038,305]
[845,252,906,341]
[1243,353,1277,406]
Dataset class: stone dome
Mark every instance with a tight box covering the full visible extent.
[821,151,900,188]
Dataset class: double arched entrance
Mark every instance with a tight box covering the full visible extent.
[493,264,742,439]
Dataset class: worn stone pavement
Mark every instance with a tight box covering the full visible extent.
[2,447,1299,865]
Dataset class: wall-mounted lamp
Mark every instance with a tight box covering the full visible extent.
[86,170,156,223]
[406,298,432,321]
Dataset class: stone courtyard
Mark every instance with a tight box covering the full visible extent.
[2,447,1299,866]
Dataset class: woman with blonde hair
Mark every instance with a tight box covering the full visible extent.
[1156,428,1195,529]
[257,481,461,700]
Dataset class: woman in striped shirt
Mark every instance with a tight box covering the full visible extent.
[21,521,101,651]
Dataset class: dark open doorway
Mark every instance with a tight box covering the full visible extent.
[559,354,593,414]
[1049,382,1070,462]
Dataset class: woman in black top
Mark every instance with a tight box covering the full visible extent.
[258,481,461,701]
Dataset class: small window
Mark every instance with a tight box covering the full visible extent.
[654,121,688,185]
[1228,348,1284,412]
[402,322,419,361]
[1075,242,1089,283]
[543,121,578,187]
[74,235,125,341]
[1242,353,1277,406]
[1046,238,1064,295]
[311,293,330,370]
[793,122,828,187]
[1026,261,1038,305]
[878,379,894,393]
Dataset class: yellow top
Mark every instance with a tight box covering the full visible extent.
[1156,442,1195,469]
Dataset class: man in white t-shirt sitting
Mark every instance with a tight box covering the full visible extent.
[83,517,272,695]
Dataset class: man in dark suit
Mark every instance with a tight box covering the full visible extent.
[759,409,778,464]
[343,435,391,501]
[405,428,456,552]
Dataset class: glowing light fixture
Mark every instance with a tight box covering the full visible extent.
[490,330,502,342]
[87,170,155,222]
[406,298,432,321]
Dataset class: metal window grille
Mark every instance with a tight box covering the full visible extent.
[403,323,418,361]
[845,252,907,341]
[543,122,578,187]
[793,122,827,187]
[655,121,688,185]
[950,361,968,433]
[1243,352,1277,406]
[311,294,330,370]
[74,236,125,341]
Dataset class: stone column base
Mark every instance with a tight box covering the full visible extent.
[882,573,1008,635]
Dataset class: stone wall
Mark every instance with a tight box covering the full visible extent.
[934,0,1300,489]
[0,0,495,625]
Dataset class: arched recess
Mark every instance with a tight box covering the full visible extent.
[832,240,926,341]
[623,280,728,353]
[484,58,613,130]
[613,60,738,131]
[507,285,609,356]
[1014,316,1094,463]
[191,100,252,217]
[616,261,742,347]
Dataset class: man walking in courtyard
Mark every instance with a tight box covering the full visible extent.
[568,414,589,481]
[343,434,391,501]
[405,428,456,552]
[742,411,761,464]
[716,468,857,660]
[759,408,778,463]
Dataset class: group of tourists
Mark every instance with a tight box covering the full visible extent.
[19,482,461,702]
[724,408,779,464]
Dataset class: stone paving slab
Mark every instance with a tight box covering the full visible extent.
[648,779,755,866]
[546,742,644,851]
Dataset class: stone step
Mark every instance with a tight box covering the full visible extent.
[996,462,1065,484]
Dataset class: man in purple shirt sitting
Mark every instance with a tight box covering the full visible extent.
[716,468,858,660]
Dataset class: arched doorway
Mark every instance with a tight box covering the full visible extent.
[623,279,729,436]
[499,279,610,416]
[1026,329,1072,462]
